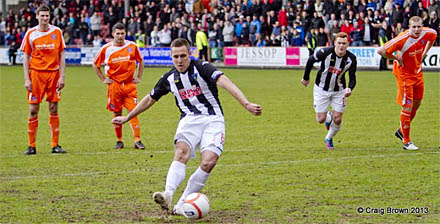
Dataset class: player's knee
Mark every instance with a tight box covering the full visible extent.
[200,159,217,173]
[316,115,326,124]
[48,103,58,114]
[413,101,422,109]
[29,110,39,118]
[174,146,190,163]
[333,116,342,125]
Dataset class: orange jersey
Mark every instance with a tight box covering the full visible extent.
[384,27,437,82]
[94,40,143,83]
[20,25,65,71]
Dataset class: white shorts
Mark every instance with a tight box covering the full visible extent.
[313,85,346,113]
[174,115,225,158]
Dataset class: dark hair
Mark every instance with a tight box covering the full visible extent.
[112,23,126,32]
[170,38,190,51]
[36,5,50,15]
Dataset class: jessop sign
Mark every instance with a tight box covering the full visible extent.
[224,47,300,66]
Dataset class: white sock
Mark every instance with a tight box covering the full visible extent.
[325,111,332,123]
[176,167,210,207]
[165,161,186,199]
[326,121,341,139]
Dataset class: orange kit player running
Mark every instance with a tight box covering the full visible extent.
[377,16,437,150]
[93,23,146,150]
[21,5,67,155]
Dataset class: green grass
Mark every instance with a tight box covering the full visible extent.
[1,66,439,223]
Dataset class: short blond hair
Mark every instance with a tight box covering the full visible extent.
[409,16,423,25]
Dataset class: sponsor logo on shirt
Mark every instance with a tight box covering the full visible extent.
[35,43,55,50]
[179,85,202,100]
[111,55,130,63]
[328,66,342,75]
[51,34,57,40]
[408,48,423,56]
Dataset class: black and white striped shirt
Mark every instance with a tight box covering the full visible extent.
[303,47,357,91]
[150,60,224,118]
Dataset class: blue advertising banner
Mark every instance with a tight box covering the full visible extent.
[65,48,81,64]
[140,47,199,65]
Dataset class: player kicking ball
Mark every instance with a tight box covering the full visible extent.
[112,38,262,215]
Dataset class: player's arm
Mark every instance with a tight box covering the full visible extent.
[133,59,144,83]
[345,56,357,98]
[112,94,157,124]
[422,41,434,60]
[377,46,403,66]
[57,50,66,91]
[92,62,113,84]
[23,52,31,91]
[133,47,144,83]
[217,75,262,116]
[302,48,327,86]
[302,56,317,86]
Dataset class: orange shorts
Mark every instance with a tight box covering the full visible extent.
[107,82,138,112]
[27,70,60,104]
[396,77,424,108]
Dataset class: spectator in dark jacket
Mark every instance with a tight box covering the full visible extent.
[391,3,404,25]
[8,41,18,65]
[317,27,328,46]
[350,21,364,46]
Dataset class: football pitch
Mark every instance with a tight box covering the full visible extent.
[0,66,439,223]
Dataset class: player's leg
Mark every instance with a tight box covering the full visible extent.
[47,102,65,153]
[153,141,192,211]
[108,83,124,148]
[326,111,343,140]
[173,151,218,216]
[153,116,202,211]
[397,82,418,150]
[173,116,224,215]
[325,90,346,149]
[313,85,331,124]
[25,70,45,155]
[112,111,124,149]
[410,80,424,122]
[25,103,40,155]
[46,71,65,153]
[124,83,143,149]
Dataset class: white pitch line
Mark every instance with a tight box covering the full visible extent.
[2,151,438,181]
[1,146,437,158]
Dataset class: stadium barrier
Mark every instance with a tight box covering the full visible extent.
[0,47,200,66]
[0,46,439,70]
[223,46,440,69]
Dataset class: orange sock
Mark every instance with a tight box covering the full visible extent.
[113,115,123,141]
[28,117,38,147]
[49,113,59,147]
[410,108,418,121]
[130,116,141,142]
[400,110,412,144]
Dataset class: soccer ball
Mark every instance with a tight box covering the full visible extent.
[182,193,210,219]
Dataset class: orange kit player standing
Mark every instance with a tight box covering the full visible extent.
[21,5,67,155]
[377,16,437,150]
[93,23,146,150]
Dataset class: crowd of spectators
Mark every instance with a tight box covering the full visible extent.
[1,0,439,50]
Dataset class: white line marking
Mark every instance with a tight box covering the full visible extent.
[2,151,438,181]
